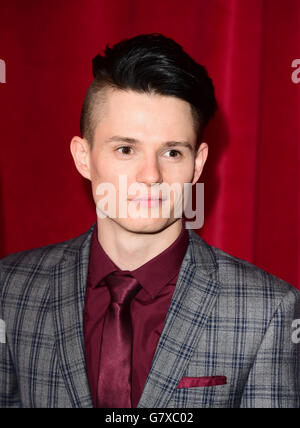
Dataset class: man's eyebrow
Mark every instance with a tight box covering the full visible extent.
[106,136,194,151]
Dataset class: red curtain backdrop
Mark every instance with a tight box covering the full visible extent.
[0,0,299,289]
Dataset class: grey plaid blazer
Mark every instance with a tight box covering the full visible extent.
[0,223,299,408]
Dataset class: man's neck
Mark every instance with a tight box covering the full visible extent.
[97,218,183,271]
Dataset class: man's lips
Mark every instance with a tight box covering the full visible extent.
[127,197,166,207]
[128,197,163,201]
[128,198,163,202]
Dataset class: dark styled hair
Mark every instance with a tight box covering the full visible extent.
[80,33,217,148]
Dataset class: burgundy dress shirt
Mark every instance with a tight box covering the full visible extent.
[84,220,189,408]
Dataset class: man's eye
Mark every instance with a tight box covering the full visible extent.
[165,149,182,158]
[116,146,133,155]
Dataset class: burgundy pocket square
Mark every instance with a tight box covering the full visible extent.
[177,376,227,389]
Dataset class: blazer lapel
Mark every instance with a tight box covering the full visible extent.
[51,226,95,408]
[50,224,219,408]
[137,229,220,408]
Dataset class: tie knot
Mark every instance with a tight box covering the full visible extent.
[105,271,141,305]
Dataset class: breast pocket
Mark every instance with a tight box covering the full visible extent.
[169,376,231,408]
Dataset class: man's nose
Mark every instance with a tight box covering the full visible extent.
[135,155,163,186]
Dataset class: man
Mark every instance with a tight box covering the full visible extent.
[0,33,299,408]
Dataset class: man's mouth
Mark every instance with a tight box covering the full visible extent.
[128,197,165,207]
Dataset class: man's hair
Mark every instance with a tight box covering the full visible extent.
[80,33,217,149]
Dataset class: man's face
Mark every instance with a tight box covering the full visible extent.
[72,88,207,234]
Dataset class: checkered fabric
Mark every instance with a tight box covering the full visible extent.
[1,223,299,408]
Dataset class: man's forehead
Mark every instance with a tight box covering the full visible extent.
[93,89,196,133]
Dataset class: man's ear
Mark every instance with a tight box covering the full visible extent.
[192,142,208,185]
[70,136,92,181]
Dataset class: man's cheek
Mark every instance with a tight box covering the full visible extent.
[95,181,118,218]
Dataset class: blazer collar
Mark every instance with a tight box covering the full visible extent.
[50,224,219,408]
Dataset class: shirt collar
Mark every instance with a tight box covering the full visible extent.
[87,220,189,299]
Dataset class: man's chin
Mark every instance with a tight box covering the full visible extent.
[104,216,179,235]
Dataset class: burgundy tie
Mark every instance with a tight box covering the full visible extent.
[97,271,141,408]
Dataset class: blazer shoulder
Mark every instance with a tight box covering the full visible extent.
[212,243,298,299]
[189,230,299,301]
[0,224,95,273]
